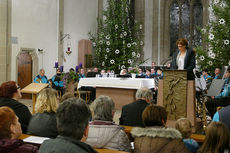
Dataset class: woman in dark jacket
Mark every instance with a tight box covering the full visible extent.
[0,81,32,133]
[27,88,58,138]
[171,38,196,80]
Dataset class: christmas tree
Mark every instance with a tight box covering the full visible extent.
[196,0,230,72]
[89,0,144,73]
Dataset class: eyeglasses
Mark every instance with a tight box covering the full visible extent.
[17,86,21,89]
[177,45,184,48]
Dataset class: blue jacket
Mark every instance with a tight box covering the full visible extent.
[52,75,64,88]
[213,105,230,132]
[215,80,230,99]
[33,75,48,83]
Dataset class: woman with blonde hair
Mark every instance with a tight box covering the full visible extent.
[27,88,59,138]
[198,122,230,153]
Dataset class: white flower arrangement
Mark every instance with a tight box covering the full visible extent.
[106,41,110,46]
[214,0,220,4]
[92,42,96,47]
[123,31,127,36]
[220,2,226,7]
[102,61,105,66]
[137,53,140,58]
[219,18,225,24]
[99,40,103,44]
[224,40,229,45]
[120,33,123,38]
[121,65,126,69]
[115,24,118,29]
[200,56,205,61]
[211,53,216,59]
[208,61,213,65]
[110,59,115,64]
[105,54,107,59]
[208,51,213,57]
[132,42,137,46]
[127,43,131,48]
[132,52,136,57]
[128,59,133,64]
[115,49,120,54]
[106,35,110,40]
[208,47,213,52]
[201,28,207,33]
[106,48,110,53]
[209,33,214,40]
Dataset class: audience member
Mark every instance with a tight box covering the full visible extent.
[93,67,98,73]
[52,68,64,95]
[175,118,199,153]
[213,105,230,132]
[213,67,221,79]
[119,88,152,127]
[137,68,145,77]
[198,122,230,153]
[150,68,156,76]
[39,98,97,153]
[27,88,59,138]
[60,92,75,103]
[79,68,86,79]
[131,105,189,153]
[0,81,31,133]
[86,96,131,152]
[145,69,152,78]
[33,69,48,83]
[0,106,38,153]
[201,69,211,81]
[120,69,127,75]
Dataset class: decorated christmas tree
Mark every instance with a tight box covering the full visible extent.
[89,0,144,73]
[196,0,230,72]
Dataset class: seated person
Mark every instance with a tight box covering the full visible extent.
[136,68,145,78]
[119,88,152,127]
[175,118,199,153]
[33,68,48,83]
[60,92,75,103]
[0,106,38,152]
[201,69,211,81]
[156,68,163,79]
[213,105,230,132]
[0,81,31,133]
[212,67,221,79]
[151,68,157,76]
[52,68,64,95]
[86,96,131,152]
[206,67,230,117]
[145,69,153,78]
[131,105,189,153]
[198,122,230,153]
[39,98,97,153]
[27,88,59,138]
[120,69,127,75]
[79,68,86,79]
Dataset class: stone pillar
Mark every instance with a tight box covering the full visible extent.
[78,39,92,68]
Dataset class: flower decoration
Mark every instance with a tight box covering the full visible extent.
[132,52,136,57]
[115,24,118,29]
[209,33,214,40]
[121,65,126,69]
[110,59,115,64]
[137,53,140,58]
[128,59,133,64]
[140,41,144,45]
[123,31,127,36]
[132,42,137,46]
[103,15,107,21]
[106,48,110,52]
[208,61,213,66]
[106,35,110,40]
[224,40,229,45]
[102,61,105,66]
[211,53,216,59]
[106,41,110,46]
[105,54,107,59]
[92,42,96,47]
[214,0,220,4]
[99,40,103,44]
[120,33,123,38]
[208,51,213,57]
[115,49,120,54]
[200,56,205,61]
[127,43,131,48]
[219,18,225,24]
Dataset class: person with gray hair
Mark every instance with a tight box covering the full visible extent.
[39,98,97,153]
[33,68,48,83]
[86,95,132,152]
[119,87,153,127]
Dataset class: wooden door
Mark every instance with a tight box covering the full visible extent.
[17,52,32,99]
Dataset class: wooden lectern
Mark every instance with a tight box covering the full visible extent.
[21,83,48,114]
[157,70,196,128]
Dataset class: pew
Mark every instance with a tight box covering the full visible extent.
[19,134,129,153]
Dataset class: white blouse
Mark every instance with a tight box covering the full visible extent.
[177,51,187,70]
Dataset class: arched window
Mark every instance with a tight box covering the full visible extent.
[170,0,203,55]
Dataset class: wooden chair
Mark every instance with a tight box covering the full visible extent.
[74,82,91,103]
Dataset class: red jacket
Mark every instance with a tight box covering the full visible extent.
[0,138,38,153]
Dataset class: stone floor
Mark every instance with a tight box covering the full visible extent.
[19,98,121,125]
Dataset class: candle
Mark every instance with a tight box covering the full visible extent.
[60,66,64,72]
[79,62,83,68]
[55,61,58,68]
[75,66,79,72]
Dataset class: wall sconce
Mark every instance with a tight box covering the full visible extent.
[61,32,72,55]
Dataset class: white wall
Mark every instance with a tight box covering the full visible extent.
[11,0,59,79]
[11,0,98,80]
[63,0,98,72]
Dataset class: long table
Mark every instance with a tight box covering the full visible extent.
[78,78,155,110]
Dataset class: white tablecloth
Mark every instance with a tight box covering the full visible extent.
[78,78,155,89]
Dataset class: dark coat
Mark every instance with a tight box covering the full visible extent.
[0,138,38,153]
[27,112,58,138]
[39,136,98,153]
[171,47,196,80]
[119,99,149,127]
[0,97,32,133]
